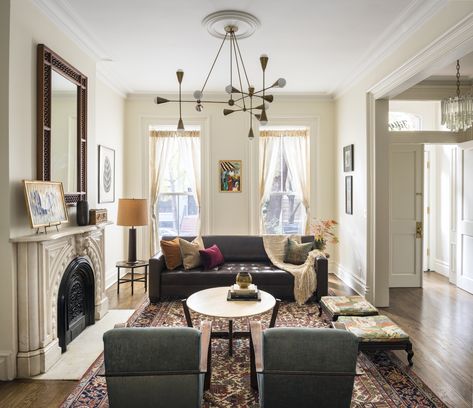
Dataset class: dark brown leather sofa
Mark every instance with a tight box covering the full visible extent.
[149,235,328,303]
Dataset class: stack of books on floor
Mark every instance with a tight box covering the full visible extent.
[227,284,261,301]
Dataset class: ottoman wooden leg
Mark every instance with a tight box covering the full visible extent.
[406,342,414,366]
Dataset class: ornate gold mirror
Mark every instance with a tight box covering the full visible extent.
[37,44,87,205]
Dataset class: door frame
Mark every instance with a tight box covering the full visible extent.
[365,13,473,306]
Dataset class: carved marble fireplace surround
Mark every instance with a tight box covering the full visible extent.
[12,224,109,377]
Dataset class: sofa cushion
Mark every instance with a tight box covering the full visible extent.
[199,244,225,269]
[179,237,204,270]
[160,238,182,270]
[161,263,294,286]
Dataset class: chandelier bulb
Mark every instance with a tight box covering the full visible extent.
[276,78,286,88]
[193,90,203,100]
[225,84,233,94]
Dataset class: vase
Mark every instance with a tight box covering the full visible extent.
[314,238,326,251]
[236,271,252,289]
[76,200,89,226]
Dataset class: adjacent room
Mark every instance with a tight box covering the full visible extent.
[0,1,472,407]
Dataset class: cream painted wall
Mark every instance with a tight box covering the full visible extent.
[334,1,473,305]
[95,79,126,288]
[124,95,335,257]
[0,0,14,381]
[1,0,126,379]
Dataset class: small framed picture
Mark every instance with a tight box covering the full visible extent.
[23,180,69,228]
[98,145,115,203]
[219,160,242,192]
[343,144,354,172]
[345,176,353,215]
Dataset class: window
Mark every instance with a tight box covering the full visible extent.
[259,128,309,234]
[149,128,201,252]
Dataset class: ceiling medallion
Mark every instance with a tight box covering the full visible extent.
[154,10,286,139]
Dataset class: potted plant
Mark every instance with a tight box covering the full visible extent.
[310,219,339,254]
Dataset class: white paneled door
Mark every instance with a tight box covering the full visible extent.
[456,141,473,294]
[389,144,423,287]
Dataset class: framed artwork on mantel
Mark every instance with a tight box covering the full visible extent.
[343,144,354,172]
[98,145,115,203]
[219,160,242,192]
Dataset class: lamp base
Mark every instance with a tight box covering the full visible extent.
[127,227,137,264]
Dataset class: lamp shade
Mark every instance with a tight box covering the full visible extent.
[117,198,148,227]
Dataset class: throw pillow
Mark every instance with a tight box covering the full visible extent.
[199,244,225,270]
[160,238,182,270]
[284,238,313,265]
[179,237,204,270]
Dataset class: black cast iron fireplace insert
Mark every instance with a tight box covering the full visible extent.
[57,257,95,352]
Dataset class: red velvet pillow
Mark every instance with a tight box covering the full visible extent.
[199,244,225,270]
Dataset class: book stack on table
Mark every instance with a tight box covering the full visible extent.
[227,284,261,301]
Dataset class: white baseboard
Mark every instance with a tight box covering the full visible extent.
[333,262,367,296]
[433,258,449,277]
[0,350,15,380]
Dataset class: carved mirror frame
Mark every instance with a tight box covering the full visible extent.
[37,44,88,205]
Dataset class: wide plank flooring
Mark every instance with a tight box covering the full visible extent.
[0,272,470,407]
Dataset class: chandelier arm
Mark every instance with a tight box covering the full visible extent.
[230,32,233,92]
[233,32,251,89]
[163,99,228,104]
[254,85,277,95]
[200,33,229,94]
[232,33,247,110]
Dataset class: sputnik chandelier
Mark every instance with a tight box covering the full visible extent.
[154,11,286,139]
[441,59,473,132]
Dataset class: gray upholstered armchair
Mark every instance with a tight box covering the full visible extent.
[250,322,358,408]
[103,322,212,408]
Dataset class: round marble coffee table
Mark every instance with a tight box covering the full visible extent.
[183,287,280,356]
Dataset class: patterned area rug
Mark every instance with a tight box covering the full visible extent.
[61,300,447,408]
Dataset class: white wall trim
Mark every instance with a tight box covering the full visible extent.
[0,350,15,380]
[369,12,473,99]
[333,0,447,98]
[433,258,450,277]
[333,262,366,296]
[128,92,334,102]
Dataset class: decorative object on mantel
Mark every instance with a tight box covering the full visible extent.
[23,180,68,233]
[154,10,286,139]
[117,198,148,264]
[345,176,353,215]
[219,160,242,192]
[76,200,89,226]
[343,144,354,172]
[98,145,115,203]
[89,208,108,225]
[310,219,339,254]
[441,59,473,131]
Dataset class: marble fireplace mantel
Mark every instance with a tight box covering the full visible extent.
[11,223,111,377]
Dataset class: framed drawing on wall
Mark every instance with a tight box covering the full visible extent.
[345,176,353,214]
[219,160,242,192]
[23,180,69,228]
[98,145,115,203]
[343,144,354,172]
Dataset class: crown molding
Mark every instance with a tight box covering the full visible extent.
[332,0,447,98]
[369,11,473,99]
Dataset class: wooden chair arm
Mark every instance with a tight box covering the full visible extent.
[250,321,264,373]
[199,321,212,373]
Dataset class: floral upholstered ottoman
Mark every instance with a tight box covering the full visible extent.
[319,295,378,321]
[333,315,414,366]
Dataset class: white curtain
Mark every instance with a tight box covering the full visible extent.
[149,131,201,255]
[282,135,310,233]
[259,136,280,234]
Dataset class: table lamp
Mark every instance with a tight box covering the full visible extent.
[117,198,148,264]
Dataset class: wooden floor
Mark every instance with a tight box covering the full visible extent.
[0,272,471,407]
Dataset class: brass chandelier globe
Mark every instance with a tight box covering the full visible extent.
[154,10,286,139]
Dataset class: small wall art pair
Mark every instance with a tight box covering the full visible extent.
[343,144,354,215]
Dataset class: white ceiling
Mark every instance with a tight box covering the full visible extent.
[428,50,473,80]
[35,0,446,95]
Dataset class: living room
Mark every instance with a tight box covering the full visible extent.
[0,1,472,407]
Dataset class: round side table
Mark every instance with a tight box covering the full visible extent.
[116,260,149,295]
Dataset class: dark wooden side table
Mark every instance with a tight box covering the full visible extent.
[116,260,149,295]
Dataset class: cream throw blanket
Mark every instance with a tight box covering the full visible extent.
[263,235,322,305]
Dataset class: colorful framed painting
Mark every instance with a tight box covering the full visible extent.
[345,176,353,215]
[219,160,242,193]
[343,144,354,172]
[98,145,115,203]
[23,180,69,228]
